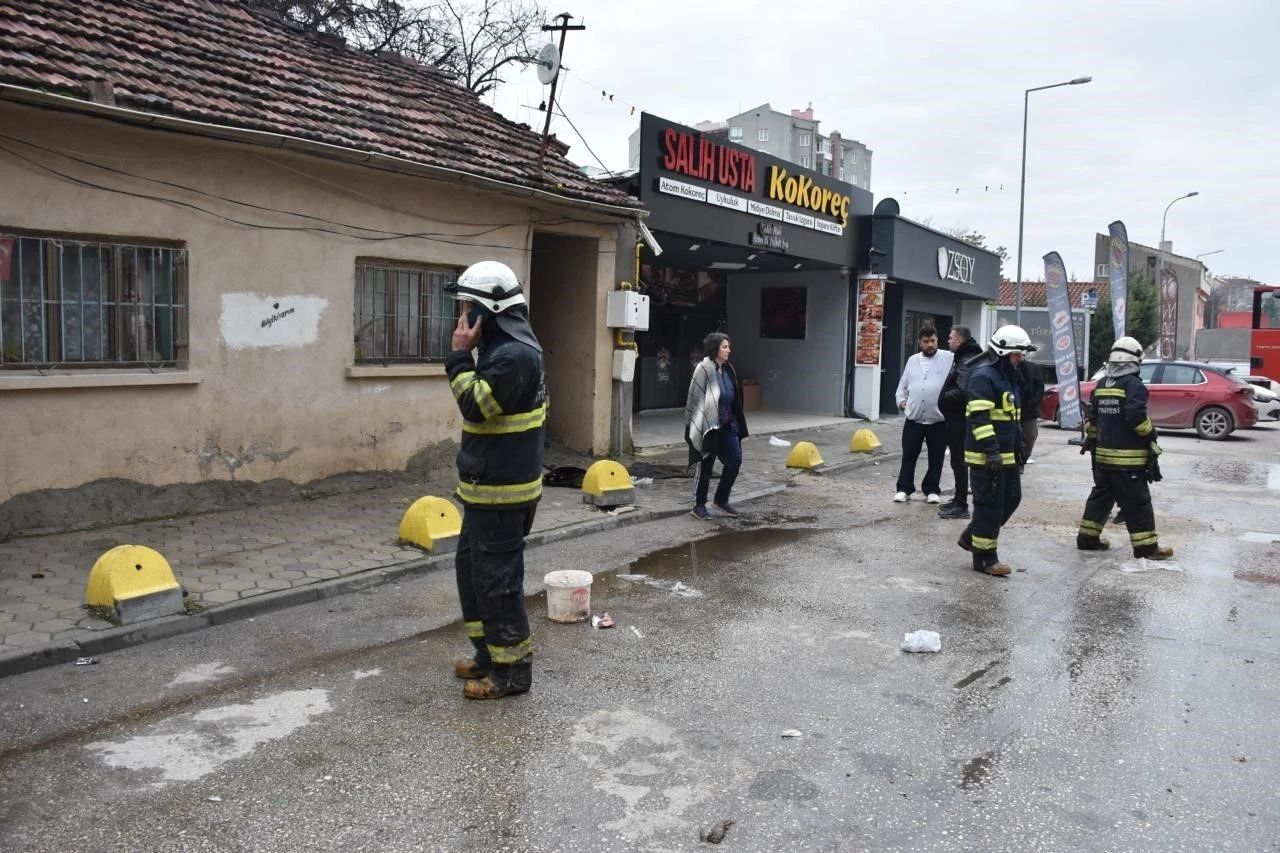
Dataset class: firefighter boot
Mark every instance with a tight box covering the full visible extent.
[1076,536,1111,551]
[973,558,1011,577]
[463,661,532,700]
[453,637,491,680]
[1138,545,1174,561]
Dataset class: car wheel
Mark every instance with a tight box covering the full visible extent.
[1194,406,1234,440]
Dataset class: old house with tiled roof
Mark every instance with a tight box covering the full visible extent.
[0,0,645,524]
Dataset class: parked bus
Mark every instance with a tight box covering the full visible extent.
[1252,285,1280,376]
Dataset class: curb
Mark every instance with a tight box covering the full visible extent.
[0,449,899,680]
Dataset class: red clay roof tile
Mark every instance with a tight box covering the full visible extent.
[0,0,640,212]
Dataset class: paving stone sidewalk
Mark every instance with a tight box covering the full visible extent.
[0,421,904,677]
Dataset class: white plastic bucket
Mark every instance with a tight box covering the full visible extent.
[543,570,593,623]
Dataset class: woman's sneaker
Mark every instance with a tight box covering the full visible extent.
[691,505,712,520]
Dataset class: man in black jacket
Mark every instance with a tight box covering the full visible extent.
[1016,358,1046,464]
[937,326,983,519]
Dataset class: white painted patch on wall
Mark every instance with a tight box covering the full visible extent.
[167,661,237,687]
[220,293,328,350]
[364,384,392,395]
[86,689,331,784]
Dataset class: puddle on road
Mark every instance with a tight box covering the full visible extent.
[960,747,1001,790]
[614,526,819,581]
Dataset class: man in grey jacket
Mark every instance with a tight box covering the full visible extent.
[893,326,954,503]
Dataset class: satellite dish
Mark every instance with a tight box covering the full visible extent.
[535,41,561,85]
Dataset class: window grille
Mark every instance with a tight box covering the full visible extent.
[0,232,188,368]
[354,261,459,362]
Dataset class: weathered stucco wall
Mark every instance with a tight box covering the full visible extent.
[0,103,620,525]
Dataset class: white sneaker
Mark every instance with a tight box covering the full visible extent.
[926,493,941,504]
[893,491,908,503]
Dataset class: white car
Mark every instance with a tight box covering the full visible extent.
[1241,376,1280,422]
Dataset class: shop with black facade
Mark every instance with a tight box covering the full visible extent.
[856,199,1002,415]
[625,112,874,416]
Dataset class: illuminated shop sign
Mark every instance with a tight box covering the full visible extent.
[654,126,846,238]
[765,166,851,227]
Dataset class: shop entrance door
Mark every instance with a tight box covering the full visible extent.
[902,311,947,364]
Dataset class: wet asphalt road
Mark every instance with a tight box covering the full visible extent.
[1,424,1278,852]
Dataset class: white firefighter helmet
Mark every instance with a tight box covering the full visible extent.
[454,261,527,315]
[1109,335,1144,363]
[988,324,1036,357]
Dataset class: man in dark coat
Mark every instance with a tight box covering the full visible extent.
[937,326,984,519]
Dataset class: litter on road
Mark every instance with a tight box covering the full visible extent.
[901,630,942,653]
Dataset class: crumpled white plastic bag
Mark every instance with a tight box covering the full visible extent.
[769,435,792,447]
[901,629,941,653]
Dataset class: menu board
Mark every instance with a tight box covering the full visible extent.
[855,276,886,365]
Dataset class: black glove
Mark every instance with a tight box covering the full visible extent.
[984,453,1003,474]
[1080,421,1098,455]
[1146,441,1163,483]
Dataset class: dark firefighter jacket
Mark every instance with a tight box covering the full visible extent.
[446,337,547,508]
[964,354,1023,468]
[1087,371,1156,470]
[939,339,985,421]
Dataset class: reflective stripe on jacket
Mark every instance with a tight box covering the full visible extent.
[963,359,1022,467]
[446,338,547,508]
[1088,373,1154,469]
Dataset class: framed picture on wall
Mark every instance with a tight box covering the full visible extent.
[760,286,807,340]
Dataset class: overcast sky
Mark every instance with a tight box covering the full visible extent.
[488,0,1278,283]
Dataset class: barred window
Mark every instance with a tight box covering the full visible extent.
[354,260,458,363]
[0,232,188,368]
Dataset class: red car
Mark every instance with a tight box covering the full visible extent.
[1039,360,1258,440]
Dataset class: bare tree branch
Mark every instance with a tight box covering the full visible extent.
[249,0,545,95]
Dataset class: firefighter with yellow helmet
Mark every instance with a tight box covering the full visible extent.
[1075,336,1173,560]
[957,325,1036,576]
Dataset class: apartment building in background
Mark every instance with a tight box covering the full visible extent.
[628,102,873,191]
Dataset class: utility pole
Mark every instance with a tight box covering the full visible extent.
[537,13,585,171]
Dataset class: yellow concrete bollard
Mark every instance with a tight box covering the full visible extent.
[582,459,635,507]
[85,545,184,625]
[398,495,462,553]
[850,428,883,453]
[785,441,824,469]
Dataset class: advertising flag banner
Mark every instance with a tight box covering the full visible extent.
[1107,221,1128,343]
[1043,251,1083,429]
[1159,264,1179,359]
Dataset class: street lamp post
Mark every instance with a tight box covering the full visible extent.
[1160,191,1199,250]
[1014,76,1092,325]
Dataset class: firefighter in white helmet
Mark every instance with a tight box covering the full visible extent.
[445,260,547,699]
[1075,336,1173,560]
[957,325,1036,576]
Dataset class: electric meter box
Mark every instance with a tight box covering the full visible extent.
[605,291,650,330]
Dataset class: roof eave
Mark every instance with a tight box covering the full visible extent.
[0,83,647,222]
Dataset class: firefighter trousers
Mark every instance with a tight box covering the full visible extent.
[1076,467,1160,557]
[964,465,1021,567]
[455,505,536,674]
